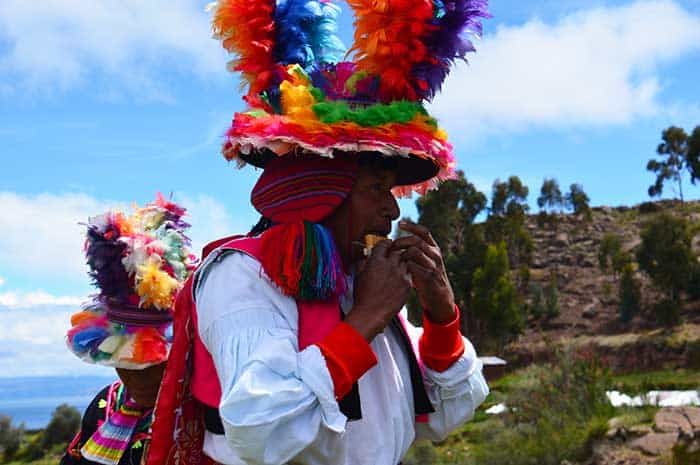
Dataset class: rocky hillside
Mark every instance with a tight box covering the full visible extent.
[593,406,700,465]
[506,199,700,370]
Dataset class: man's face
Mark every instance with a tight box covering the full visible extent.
[338,167,400,255]
[116,362,165,408]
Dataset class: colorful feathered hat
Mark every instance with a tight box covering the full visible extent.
[212,0,490,197]
[66,194,198,370]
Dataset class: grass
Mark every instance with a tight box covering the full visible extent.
[403,361,700,465]
[5,457,59,465]
[610,368,700,394]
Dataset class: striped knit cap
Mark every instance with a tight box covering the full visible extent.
[248,154,358,301]
[251,154,358,223]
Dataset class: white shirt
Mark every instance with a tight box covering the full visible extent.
[195,249,489,465]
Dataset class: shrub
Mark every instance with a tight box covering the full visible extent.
[15,431,45,461]
[0,415,24,461]
[687,264,700,301]
[403,441,439,465]
[637,201,660,214]
[472,242,524,343]
[598,233,630,276]
[529,284,546,319]
[473,350,614,465]
[651,298,681,326]
[544,273,560,319]
[618,263,641,323]
[42,404,80,449]
[637,213,693,301]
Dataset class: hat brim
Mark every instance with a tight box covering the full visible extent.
[240,148,440,187]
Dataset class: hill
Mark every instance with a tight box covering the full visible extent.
[506,199,700,371]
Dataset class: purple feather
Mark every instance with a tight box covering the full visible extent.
[414,0,491,100]
[85,224,131,303]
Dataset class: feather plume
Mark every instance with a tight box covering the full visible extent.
[414,0,491,100]
[85,220,131,303]
[348,0,435,102]
[212,0,280,97]
[273,0,345,71]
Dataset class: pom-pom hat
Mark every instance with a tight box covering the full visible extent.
[66,194,197,370]
[212,0,490,197]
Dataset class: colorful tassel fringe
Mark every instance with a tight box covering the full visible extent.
[259,221,346,300]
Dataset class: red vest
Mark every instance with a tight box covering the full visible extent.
[189,235,342,408]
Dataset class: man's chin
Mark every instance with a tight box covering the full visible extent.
[367,228,391,237]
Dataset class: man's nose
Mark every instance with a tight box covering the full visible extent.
[385,193,400,221]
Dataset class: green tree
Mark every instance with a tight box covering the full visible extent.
[415,170,487,256]
[472,242,523,344]
[537,178,564,213]
[491,176,529,218]
[598,233,631,276]
[42,404,81,449]
[688,125,700,184]
[0,415,24,461]
[411,171,488,337]
[618,263,641,323]
[565,183,592,220]
[647,126,696,201]
[544,272,560,319]
[529,284,546,319]
[636,213,694,325]
[486,176,533,273]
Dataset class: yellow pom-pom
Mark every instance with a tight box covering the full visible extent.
[135,261,179,310]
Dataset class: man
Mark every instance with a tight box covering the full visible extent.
[62,196,196,465]
[148,1,491,464]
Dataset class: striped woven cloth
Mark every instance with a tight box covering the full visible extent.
[81,395,145,465]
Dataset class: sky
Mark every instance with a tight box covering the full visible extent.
[0,0,699,377]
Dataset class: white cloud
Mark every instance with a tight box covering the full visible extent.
[0,191,245,288]
[431,0,700,138]
[0,192,113,279]
[0,303,113,376]
[0,0,226,97]
[0,290,84,309]
[0,303,77,345]
[0,277,4,286]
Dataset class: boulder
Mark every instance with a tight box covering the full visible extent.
[655,408,694,435]
[582,304,598,319]
[630,432,678,456]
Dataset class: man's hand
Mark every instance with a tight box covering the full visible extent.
[345,240,412,342]
[391,221,456,324]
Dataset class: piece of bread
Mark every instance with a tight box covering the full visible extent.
[363,234,387,256]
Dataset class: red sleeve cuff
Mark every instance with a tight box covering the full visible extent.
[315,322,378,399]
[419,305,465,372]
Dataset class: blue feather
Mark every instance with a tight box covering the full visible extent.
[273,0,345,71]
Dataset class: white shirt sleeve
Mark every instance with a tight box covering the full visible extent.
[401,315,490,442]
[195,251,347,465]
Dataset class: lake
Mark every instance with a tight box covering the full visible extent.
[0,376,116,429]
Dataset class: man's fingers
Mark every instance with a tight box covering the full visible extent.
[406,261,434,281]
[402,246,435,270]
[369,239,392,259]
[398,221,437,246]
[392,234,443,264]
[388,249,404,267]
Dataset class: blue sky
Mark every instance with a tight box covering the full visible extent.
[0,0,699,376]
